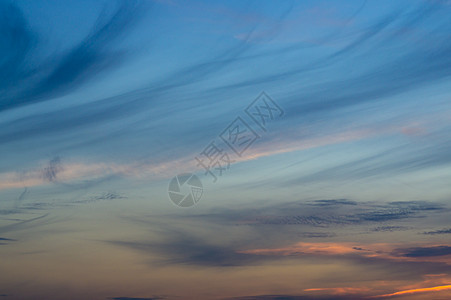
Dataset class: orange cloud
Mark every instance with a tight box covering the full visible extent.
[0,112,447,191]
[239,242,393,257]
[371,284,451,298]
[238,242,451,265]
[0,126,379,191]
[0,157,193,191]
[304,287,370,294]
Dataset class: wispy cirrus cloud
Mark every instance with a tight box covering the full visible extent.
[0,0,146,112]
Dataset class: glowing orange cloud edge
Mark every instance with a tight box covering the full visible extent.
[370,284,451,298]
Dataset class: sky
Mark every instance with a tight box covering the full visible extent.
[1,0,451,299]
